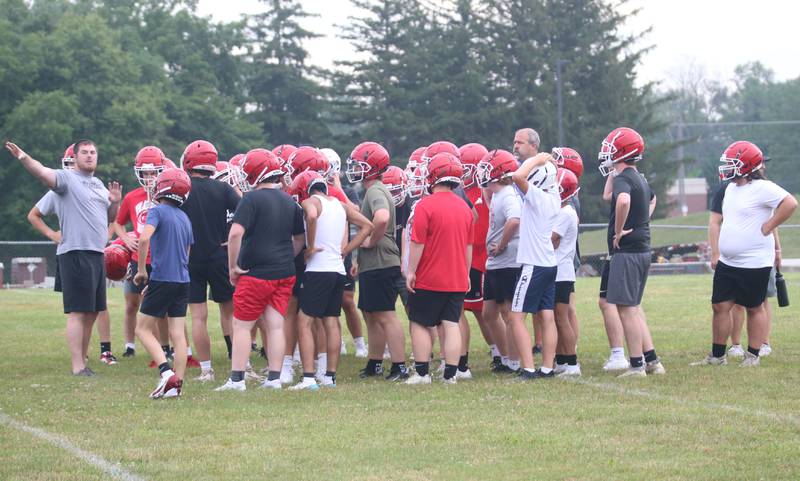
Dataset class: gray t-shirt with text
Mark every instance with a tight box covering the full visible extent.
[486,185,521,270]
[48,169,110,254]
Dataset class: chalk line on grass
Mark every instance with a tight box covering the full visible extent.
[0,411,146,481]
[568,377,800,427]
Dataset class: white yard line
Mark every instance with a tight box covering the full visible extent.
[568,377,800,427]
[0,412,146,481]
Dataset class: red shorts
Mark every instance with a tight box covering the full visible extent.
[233,275,295,321]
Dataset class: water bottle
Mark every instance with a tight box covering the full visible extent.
[775,270,789,307]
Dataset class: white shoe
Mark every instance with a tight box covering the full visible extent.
[259,378,282,390]
[288,378,320,391]
[603,356,630,371]
[759,343,772,357]
[617,367,646,378]
[556,364,582,378]
[194,369,215,383]
[455,369,473,380]
[741,351,760,367]
[645,359,666,375]
[215,378,246,392]
[553,363,567,375]
[279,365,294,385]
[354,346,368,358]
[442,376,457,385]
[340,340,347,355]
[690,354,727,366]
[727,344,745,358]
[149,370,175,399]
[320,376,336,388]
[405,373,432,385]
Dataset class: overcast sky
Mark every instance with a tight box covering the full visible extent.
[197,0,800,88]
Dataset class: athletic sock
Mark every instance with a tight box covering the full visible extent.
[366,358,382,372]
[489,344,500,358]
[230,370,245,382]
[523,367,535,373]
[443,364,457,380]
[125,342,135,350]
[458,353,469,372]
[316,353,328,371]
[555,354,566,365]
[302,372,315,380]
[161,344,170,355]
[187,346,193,357]
[508,359,520,371]
[712,343,727,358]
[747,345,760,357]
[200,360,212,371]
[100,342,111,354]
[391,362,407,374]
[630,356,644,368]
[643,349,657,363]
[267,371,280,381]
[610,347,625,358]
[415,361,430,377]
[565,354,578,366]
[224,335,232,358]
[540,366,553,374]
[158,362,171,375]
[354,337,366,350]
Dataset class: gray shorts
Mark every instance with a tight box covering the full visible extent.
[606,252,651,307]
[766,267,777,298]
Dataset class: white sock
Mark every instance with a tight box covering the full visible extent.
[490,344,500,357]
[125,342,135,350]
[523,367,535,373]
[540,366,553,374]
[508,359,520,370]
[610,347,625,358]
[200,360,212,371]
[316,353,327,372]
[283,355,293,366]
[354,337,366,349]
[501,356,509,366]
[187,346,193,357]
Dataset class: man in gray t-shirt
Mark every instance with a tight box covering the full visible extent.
[6,140,121,376]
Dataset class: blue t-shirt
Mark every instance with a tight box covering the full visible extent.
[146,203,193,283]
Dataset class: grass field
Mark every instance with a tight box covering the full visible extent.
[1,275,799,480]
[579,211,800,257]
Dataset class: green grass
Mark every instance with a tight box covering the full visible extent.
[1,276,800,480]
[580,211,800,257]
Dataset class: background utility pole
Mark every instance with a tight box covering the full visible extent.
[556,59,567,147]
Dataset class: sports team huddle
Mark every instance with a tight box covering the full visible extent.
[4,124,796,399]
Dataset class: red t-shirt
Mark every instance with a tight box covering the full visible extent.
[327,184,349,205]
[465,186,489,272]
[116,187,155,263]
[410,191,474,292]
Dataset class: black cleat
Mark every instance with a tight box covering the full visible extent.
[385,369,410,381]
[518,368,554,380]
[122,347,136,358]
[491,363,515,374]
[532,345,542,355]
[359,364,384,379]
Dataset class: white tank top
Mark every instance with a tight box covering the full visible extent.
[305,194,346,274]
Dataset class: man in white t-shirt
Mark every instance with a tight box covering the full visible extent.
[552,168,580,377]
[509,152,561,379]
[693,141,796,367]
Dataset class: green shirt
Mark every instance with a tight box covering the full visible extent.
[357,181,400,272]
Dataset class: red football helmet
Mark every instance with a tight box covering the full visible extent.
[104,241,131,281]
[719,141,764,180]
[408,165,427,199]
[229,153,245,167]
[134,146,167,191]
[476,149,517,187]
[556,167,580,202]
[181,140,218,173]
[382,166,408,206]
[426,152,463,191]
[272,144,297,163]
[241,148,286,187]
[422,141,459,163]
[211,161,247,192]
[346,142,390,183]
[62,144,76,170]
[552,147,584,179]
[163,158,177,169]
[289,170,328,203]
[288,146,330,180]
[598,127,644,177]
[154,168,192,205]
[459,143,489,188]
[215,161,229,172]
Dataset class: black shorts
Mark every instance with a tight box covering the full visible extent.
[188,255,234,303]
[292,254,306,298]
[343,253,356,292]
[464,268,484,311]
[711,261,771,308]
[299,271,346,318]
[408,289,465,327]
[397,271,409,307]
[140,280,190,318]
[58,250,106,314]
[598,259,610,299]
[358,266,402,312]
[124,261,152,295]
[555,281,575,305]
[483,267,521,304]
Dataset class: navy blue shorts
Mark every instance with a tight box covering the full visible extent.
[511,265,556,314]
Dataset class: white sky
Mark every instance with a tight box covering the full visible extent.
[197,0,800,88]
